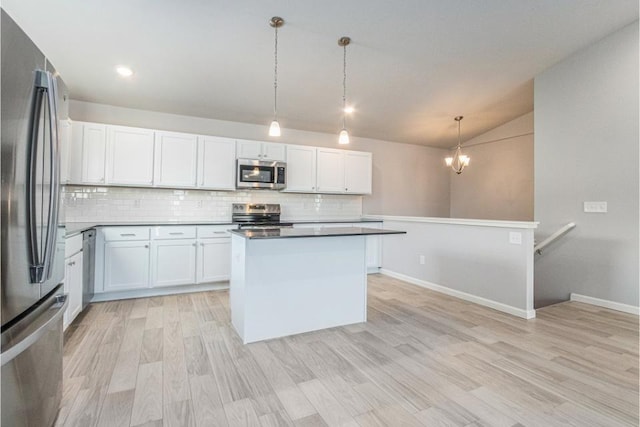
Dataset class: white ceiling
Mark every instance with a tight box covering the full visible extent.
[3,1,637,147]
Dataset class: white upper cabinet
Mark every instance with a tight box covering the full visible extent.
[153,131,198,187]
[59,119,72,184]
[344,151,373,194]
[107,125,155,186]
[78,122,107,184]
[316,148,346,193]
[66,121,372,194]
[262,143,286,161]
[236,140,262,159]
[198,136,236,190]
[237,139,286,161]
[285,145,317,192]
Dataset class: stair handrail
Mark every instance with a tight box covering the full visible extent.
[534,222,576,255]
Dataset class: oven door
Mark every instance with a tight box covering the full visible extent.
[236,159,285,190]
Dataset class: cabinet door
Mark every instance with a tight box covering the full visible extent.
[316,148,345,193]
[59,119,72,184]
[284,145,316,192]
[196,239,231,283]
[154,131,198,187]
[236,140,262,159]
[344,151,372,194]
[80,123,107,184]
[107,126,155,186]
[199,136,236,190]
[151,240,197,287]
[63,251,83,328]
[104,241,150,291]
[262,143,286,161]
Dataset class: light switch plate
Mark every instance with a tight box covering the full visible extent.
[509,232,522,245]
[584,201,607,213]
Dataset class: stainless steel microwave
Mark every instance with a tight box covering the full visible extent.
[236,158,286,190]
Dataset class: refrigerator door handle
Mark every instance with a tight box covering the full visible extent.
[43,71,60,281]
[25,70,59,283]
[0,294,67,366]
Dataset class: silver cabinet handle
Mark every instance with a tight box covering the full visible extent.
[213,231,227,235]
[169,232,184,235]
[200,243,205,246]
[192,243,197,247]
[144,244,149,248]
[120,233,136,237]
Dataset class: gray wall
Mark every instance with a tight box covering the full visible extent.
[69,100,451,217]
[534,21,639,308]
[449,113,534,220]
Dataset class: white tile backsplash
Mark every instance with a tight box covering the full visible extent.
[63,186,363,222]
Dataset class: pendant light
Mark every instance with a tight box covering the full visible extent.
[338,36,351,144]
[268,16,284,137]
[445,116,470,174]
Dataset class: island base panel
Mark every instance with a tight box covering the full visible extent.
[230,235,367,343]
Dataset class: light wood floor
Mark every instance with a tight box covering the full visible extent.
[57,274,639,427]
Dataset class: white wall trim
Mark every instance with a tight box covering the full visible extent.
[91,282,229,302]
[364,215,538,229]
[570,293,640,315]
[380,269,536,319]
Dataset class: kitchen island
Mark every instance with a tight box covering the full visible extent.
[229,227,405,343]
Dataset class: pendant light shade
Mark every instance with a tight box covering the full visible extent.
[445,116,470,174]
[269,120,281,137]
[338,129,350,145]
[268,16,284,137]
[338,36,351,144]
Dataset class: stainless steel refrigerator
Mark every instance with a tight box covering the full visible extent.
[1,9,68,427]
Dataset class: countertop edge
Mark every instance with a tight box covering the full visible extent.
[364,215,538,229]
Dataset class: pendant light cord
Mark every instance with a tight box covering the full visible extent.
[273,25,278,120]
[342,43,347,129]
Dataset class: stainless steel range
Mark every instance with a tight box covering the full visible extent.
[232,203,293,229]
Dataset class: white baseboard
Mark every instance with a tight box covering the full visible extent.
[380,269,536,319]
[570,293,640,315]
[92,282,229,303]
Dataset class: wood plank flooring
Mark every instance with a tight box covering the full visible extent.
[57,274,639,427]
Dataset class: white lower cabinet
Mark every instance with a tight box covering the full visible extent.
[151,239,197,287]
[104,241,150,291]
[197,238,231,283]
[63,251,83,329]
[96,225,234,297]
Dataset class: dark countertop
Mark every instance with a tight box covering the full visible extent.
[286,218,382,224]
[230,226,405,240]
[64,218,382,238]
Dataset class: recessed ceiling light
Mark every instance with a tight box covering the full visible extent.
[343,106,355,114]
[115,66,134,77]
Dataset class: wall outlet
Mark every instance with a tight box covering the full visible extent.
[584,201,607,213]
[509,232,522,245]
[419,255,425,265]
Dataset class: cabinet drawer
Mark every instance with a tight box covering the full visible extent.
[102,227,150,241]
[153,226,196,240]
[197,225,235,239]
[65,234,83,257]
